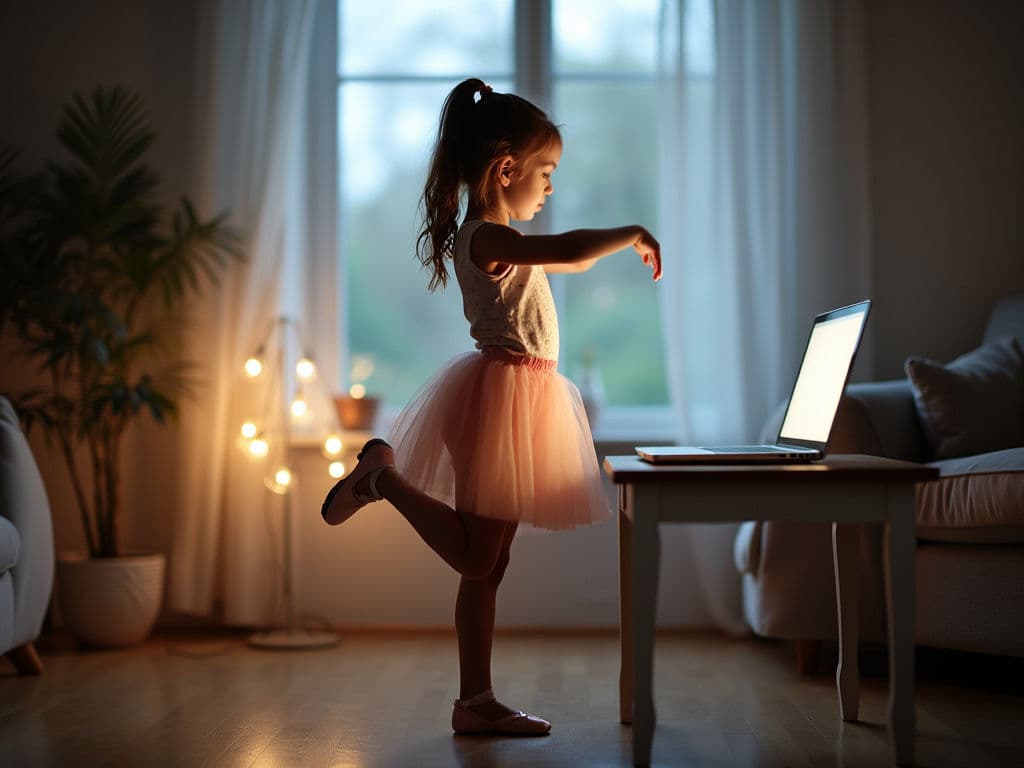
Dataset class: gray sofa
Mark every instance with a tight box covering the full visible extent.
[1,396,54,674]
[734,294,1024,669]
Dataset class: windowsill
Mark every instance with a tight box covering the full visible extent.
[588,406,679,444]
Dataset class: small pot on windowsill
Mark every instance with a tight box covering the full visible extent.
[333,393,380,431]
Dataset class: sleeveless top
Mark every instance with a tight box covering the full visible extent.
[453,220,559,362]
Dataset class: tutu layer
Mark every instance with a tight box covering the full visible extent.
[387,349,610,530]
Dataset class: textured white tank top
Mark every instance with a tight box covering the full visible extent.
[453,220,559,361]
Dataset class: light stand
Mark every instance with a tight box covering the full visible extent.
[246,316,339,651]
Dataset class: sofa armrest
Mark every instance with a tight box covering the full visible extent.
[0,397,55,652]
[842,380,929,462]
[759,379,929,462]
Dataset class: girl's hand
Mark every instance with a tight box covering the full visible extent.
[633,228,662,281]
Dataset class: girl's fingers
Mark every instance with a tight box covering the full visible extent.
[633,231,662,281]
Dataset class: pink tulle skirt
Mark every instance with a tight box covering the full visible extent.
[387,348,610,530]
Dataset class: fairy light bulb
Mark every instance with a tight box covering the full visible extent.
[290,397,309,418]
[240,421,258,439]
[323,434,343,458]
[328,461,345,479]
[264,465,293,495]
[296,356,317,382]
[248,437,269,459]
[244,356,263,378]
[349,383,366,399]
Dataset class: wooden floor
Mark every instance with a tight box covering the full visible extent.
[3,630,1023,767]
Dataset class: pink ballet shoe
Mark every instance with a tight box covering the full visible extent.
[451,689,551,736]
[321,438,395,525]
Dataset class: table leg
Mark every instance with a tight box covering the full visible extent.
[631,508,660,767]
[884,488,916,765]
[832,522,860,722]
[619,498,634,725]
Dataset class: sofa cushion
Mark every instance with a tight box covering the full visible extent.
[0,516,18,574]
[905,336,1024,459]
[916,447,1024,543]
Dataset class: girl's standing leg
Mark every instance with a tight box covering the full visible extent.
[371,468,529,722]
[371,467,532,724]
[455,519,519,718]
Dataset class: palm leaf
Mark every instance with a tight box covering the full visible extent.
[57,88,155,187]
[146,197,243,307]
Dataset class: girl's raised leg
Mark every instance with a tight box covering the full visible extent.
[372,466,508,579]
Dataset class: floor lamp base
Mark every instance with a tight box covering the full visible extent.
[249,627,340,650]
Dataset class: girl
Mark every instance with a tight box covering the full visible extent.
[322,78,661,736]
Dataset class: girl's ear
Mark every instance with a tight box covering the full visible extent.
[496,155,516,187]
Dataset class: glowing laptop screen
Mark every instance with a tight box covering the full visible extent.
[778,306,869,445]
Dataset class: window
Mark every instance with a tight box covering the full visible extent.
[338,0,672,433]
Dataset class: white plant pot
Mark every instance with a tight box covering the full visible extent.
[56,552,166,647]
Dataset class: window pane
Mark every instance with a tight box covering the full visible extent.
[553,0,660,75]
[341,83,466,405]
[339,0,513,77]
[338,0,671,409]
[341,80,519,406]
[339,0,517,407]
[551,81,668,405]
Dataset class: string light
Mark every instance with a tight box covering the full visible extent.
[244,355,264,378]
[265,465,293,495]
[290,396,309,419]
[323,434,343,458]
[296,356,317,382]
[240,318,348,497]
[349,383,366,399]
[248,437,269,459]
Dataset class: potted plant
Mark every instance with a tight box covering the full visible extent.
[0,86,241,646]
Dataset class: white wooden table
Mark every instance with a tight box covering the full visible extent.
[602,454,938,767]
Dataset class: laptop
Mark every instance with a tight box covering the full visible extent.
[636,300,871,464]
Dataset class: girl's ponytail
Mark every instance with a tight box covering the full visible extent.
[417,78,486,291]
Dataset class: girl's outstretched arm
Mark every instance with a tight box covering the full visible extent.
[471,223,662,281]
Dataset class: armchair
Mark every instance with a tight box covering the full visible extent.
[0,396,55,674]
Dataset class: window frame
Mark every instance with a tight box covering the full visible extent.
[335,0,675,440]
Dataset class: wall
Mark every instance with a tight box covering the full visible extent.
[2,0,1022,630]
[864,0,1024,377]
[0,0,199,582]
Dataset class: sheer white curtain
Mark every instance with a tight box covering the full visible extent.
[656,0,871,633]
[169,0,334,624]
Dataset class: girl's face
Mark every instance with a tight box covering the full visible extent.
[499,139,562,222]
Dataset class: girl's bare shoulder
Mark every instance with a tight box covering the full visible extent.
[468,221,521,275]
